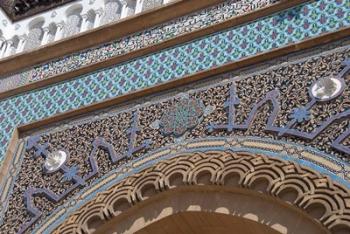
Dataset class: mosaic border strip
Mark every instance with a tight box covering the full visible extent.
[26,41,350,139]
[0,0,280,93]
[0,0,348,164]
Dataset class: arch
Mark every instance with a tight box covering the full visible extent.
[137,211,283,234]
[10,35,20,52]
[23,17,45,51]
[65,4,83,17]
[23,28,44,51]
[46,23,58,43]
[53,151,350,234]
[1,36,18,56]
[89,187,327,234]
[27,17,45,30]
[101,0,122,25]
[86,10,97,30]
[123,0,136,17]
[64,4,83,37]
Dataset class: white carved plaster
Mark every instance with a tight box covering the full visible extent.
[0,0,169,59]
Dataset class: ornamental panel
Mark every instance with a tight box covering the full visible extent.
[1,44,350,233]
[53,151,350,234]
[0,0,348,164]
[0,0,280,91]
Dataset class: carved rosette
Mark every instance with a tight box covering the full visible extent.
[160,98,204,137]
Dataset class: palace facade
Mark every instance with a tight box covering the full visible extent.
[0,0,350,233]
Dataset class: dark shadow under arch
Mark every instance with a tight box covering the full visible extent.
[94,186,329,234]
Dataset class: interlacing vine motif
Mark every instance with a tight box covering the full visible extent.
[19,111,151,234]
[4,55,350,233]
[208,59,350,155]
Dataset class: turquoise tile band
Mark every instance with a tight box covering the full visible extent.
[0,0,349,162]
[0,0,279,92]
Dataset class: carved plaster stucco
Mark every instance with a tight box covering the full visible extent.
[1,45,350,233]
[53,150,350,234]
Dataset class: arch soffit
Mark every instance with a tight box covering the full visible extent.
[52,149,350,234]
[93,187,329,234]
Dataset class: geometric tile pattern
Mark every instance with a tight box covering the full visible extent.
[0,0,279,92]
[0,0,349,162]
[1,42,350,233]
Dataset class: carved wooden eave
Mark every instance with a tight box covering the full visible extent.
[0,0,75,22]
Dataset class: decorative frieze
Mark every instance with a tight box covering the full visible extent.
[53,151,350,234]
[0,0,348,165]
[207,63,350,154]
[0,0,173,59]
[0,0,280,92]
[0,45,350,233]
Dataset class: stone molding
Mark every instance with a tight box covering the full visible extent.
[53,150,350,234]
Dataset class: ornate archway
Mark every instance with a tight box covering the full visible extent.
[2,45,350,234]
[53,151,350,234]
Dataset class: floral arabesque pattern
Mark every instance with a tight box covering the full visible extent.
[160,98,204,137]
[0,0,348,163]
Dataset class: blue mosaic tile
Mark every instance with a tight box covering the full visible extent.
[0,0,279,92]
[0,0,349,162]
